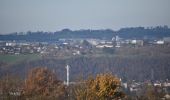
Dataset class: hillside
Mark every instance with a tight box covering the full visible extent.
[1,45,170,81]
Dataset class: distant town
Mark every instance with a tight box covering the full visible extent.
[0,35,170,55]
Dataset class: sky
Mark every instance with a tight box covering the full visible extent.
[0,0,170,34]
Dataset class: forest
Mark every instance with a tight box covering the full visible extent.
[0,45,170,82]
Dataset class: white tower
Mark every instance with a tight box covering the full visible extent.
[66,65,70,86]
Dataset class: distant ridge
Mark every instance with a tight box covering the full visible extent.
[0,26,170,42]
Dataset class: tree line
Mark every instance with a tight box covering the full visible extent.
[0,26,170,41]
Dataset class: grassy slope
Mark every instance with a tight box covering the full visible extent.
[0,54,41,64]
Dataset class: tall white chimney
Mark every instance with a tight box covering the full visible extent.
[66,65,70,86]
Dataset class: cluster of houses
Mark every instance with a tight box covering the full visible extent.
[121,79,170,99]
[0,40,88,56]
[63,36,170,49]
[0,41,43,54]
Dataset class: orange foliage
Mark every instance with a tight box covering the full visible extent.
[74,73,125,100]
[23,67,66,99]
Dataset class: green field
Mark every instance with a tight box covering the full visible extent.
[0,54,41,63]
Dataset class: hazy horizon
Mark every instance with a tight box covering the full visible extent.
[0,0,170,34]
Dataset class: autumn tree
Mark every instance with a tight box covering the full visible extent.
[74,73,125,100]
[23,67,67,99]
[0,74,23,99]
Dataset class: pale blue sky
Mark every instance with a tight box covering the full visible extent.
[0,0,170,34]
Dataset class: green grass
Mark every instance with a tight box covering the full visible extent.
[0,54,41,64]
